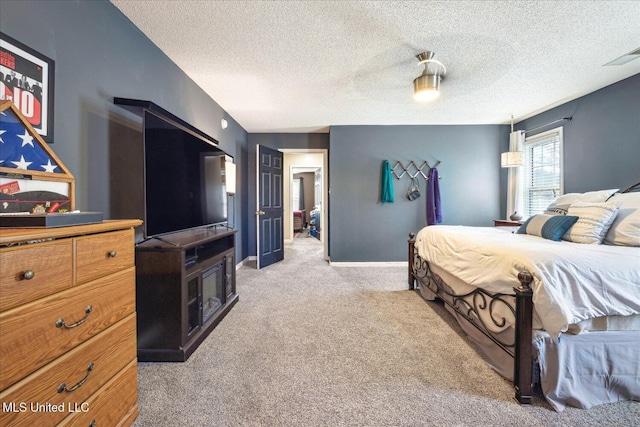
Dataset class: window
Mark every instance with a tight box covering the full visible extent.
[522,127,563,216]
[292,178,301,210]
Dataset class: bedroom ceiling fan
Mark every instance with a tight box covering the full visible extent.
[413,51,447,102]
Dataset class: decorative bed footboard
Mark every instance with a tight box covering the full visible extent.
[408,233,534,404]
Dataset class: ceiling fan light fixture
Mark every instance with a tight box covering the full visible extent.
[413,51,446,102]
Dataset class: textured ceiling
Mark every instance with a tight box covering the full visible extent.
[111,1,640,133]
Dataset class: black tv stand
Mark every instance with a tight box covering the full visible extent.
[135,227,238,361]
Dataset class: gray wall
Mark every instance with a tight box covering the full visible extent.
[1,0,249,261]
[329,125,508,262]
[514,74,640,194]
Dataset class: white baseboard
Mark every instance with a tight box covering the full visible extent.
[329,261,408,268]
[238,257,405,268]
[237,256,256,270]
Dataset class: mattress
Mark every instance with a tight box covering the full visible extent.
[415,225,640,338]
[425,263,640,334]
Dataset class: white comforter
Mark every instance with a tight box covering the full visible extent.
[415,226,640,339]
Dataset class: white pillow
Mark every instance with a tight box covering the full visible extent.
[562,200,620,244]
[604,193,640,246]
[544,189,618,216]
[579,188,619,202]
[544,193,582,215]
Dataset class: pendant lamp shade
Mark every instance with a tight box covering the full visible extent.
[501,151,523,168]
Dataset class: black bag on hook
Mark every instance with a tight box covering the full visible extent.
[407,177,421,201]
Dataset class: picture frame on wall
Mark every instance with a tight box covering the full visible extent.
[0,32,55,143]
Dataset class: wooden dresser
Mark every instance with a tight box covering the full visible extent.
[0,220,141,426]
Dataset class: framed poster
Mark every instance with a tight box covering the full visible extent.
[0,32,54,143]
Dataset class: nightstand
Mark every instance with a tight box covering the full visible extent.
[494,219,522,227]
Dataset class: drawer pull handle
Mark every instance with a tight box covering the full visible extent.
[56,305,93,329]
[57,362,94,393]
[108,250,117,258]
[22,270,35,280]
[89,420,96,427]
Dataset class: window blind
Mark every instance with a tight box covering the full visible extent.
[523,128,563,216]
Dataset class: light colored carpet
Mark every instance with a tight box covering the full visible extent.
[133,238,639,426]
[294,228,311,238]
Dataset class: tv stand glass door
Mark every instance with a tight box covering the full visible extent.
[186,274,200,336]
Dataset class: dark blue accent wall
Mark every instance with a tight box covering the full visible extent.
[514,74,640,194]
[0,0,249,261]
[329,125,508,262]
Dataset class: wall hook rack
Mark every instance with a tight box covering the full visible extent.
[392,160,442,180]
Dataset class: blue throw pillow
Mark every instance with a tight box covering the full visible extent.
[517,214,579,241]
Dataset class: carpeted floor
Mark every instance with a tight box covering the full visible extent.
[294,228,311,238]
[133,238,639,426]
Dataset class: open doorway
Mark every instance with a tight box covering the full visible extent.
[292,167,320,240]
[282,150,328,261]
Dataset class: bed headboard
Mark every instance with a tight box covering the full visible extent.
[621,182,640,193]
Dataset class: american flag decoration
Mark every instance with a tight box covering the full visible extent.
[0,100,75,212]
[0,102,61,173]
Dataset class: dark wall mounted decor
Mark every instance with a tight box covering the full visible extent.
[0,32,55,143]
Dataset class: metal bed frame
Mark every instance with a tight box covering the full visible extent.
[408,233,535,404]
[407,181,640,405]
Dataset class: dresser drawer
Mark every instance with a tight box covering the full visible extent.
[0,314,136,427]
[76,229,135,284]
[0,240,73,312]
[0,268,135,390]
[59,360,138,427]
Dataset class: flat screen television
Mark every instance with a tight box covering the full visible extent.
[143,110,229,238]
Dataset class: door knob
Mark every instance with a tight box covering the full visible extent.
[256,210,266,215]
